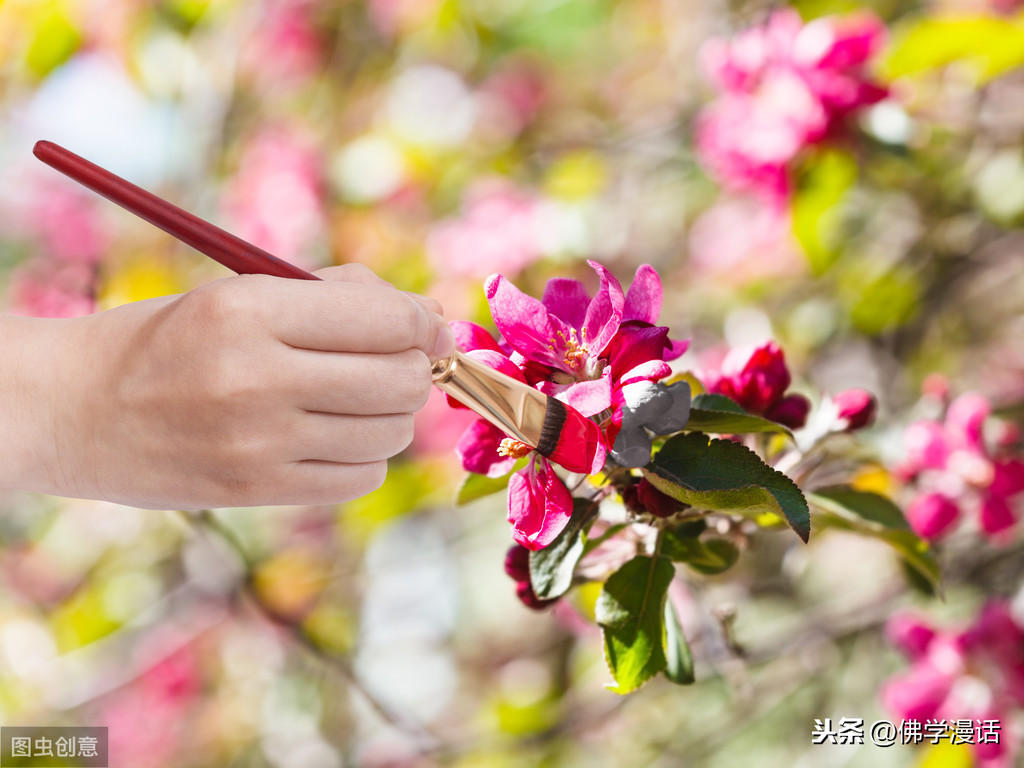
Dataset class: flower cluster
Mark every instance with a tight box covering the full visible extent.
[450,261,688,552]
[696,9,887,206]
[897,392,1024,541]
[884,603,1024,767]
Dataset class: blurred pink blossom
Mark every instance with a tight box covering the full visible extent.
[883,602,1024,767]
[7,263,96,318]
[426,180,545,279]
[222,128,326,270]
[688,198,803,280]
[833,387,878,431]
[241,0,324,85]
[898,392,1024,541]
[696,10,887,206]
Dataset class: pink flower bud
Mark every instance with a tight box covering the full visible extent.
[833,388,877,431]
[515,580,558,610]
[766,393,811,429]
[503,544,531,583]
[906,492,960,540]
[715,341,792,415]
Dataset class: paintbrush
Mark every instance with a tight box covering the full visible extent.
[32,140,601,474]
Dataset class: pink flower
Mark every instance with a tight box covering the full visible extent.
[883,603,1024,766]
[833,388,877,431]
[898,392,1024,541]
[696,10,887,206]
[699,341,811,428]
[427,180,544,279]
[451,262,687,549]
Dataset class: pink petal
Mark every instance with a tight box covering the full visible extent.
[456,420,517,477]
[664,337,690,361]
[485,273,569,369]
[620,360,672,386]
[886,612,936,660]
[507,459,574,550]
[622,264,662,324]
[906,492,960,540]
[541,278,590,329]
[881,665,951,723]
[980,495,1017,537]
[581,261,624,356]
[450,320,502,353]
[466,349,528,383]
[556,375,613,418]
[946,392,991,452]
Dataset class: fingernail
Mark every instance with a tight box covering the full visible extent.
[432,322,456,360]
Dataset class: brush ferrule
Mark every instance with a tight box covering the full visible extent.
[431,351,547,447]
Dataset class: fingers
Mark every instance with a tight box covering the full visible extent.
[290,348,433,415]
[233,274,454,359]
[290,412,416,463]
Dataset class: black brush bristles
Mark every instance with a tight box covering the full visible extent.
[536,396,567,458]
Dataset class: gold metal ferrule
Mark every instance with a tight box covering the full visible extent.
[431,350,548,447]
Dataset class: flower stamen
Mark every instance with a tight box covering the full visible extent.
[498,438,534,459]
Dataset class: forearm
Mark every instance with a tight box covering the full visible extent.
[0,314,84,496]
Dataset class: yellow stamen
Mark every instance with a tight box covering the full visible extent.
[497,438,533,459]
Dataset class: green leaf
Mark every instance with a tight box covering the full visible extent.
[663,600,694,685]
[645,432,811,542]
[809,489,941,591]
[661,527,740,575]
[792,149,857,275]
[455,459,526,506]
[687,394,793,437]
[596,555,676,694]
[811,486,910,530]
[529,498,598,600]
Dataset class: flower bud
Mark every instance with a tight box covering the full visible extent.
[515,580,558,610]
[833,388,877,431]
[637,478,683,518]
[766,393,811,429]
[503,543,531,583]
[714,341,792,415]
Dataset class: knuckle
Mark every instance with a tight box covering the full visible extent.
[390,297,429,350]
[396,350,433,410]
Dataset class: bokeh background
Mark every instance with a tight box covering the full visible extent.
[0,0,1022,766]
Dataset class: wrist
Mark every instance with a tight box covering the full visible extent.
[0,313,97,498]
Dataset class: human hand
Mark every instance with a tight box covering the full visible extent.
[0,264,454,509]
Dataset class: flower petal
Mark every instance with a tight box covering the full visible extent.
[485,273,569,368]
[582,260,625,356]
[554,375,612,417]
[450,320,502,353]
[623,264,662,323]
[507,459,574,550]
[456,420,517,477]
[541,278,590,329]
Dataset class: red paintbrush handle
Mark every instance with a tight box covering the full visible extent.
[32,140,321,282]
